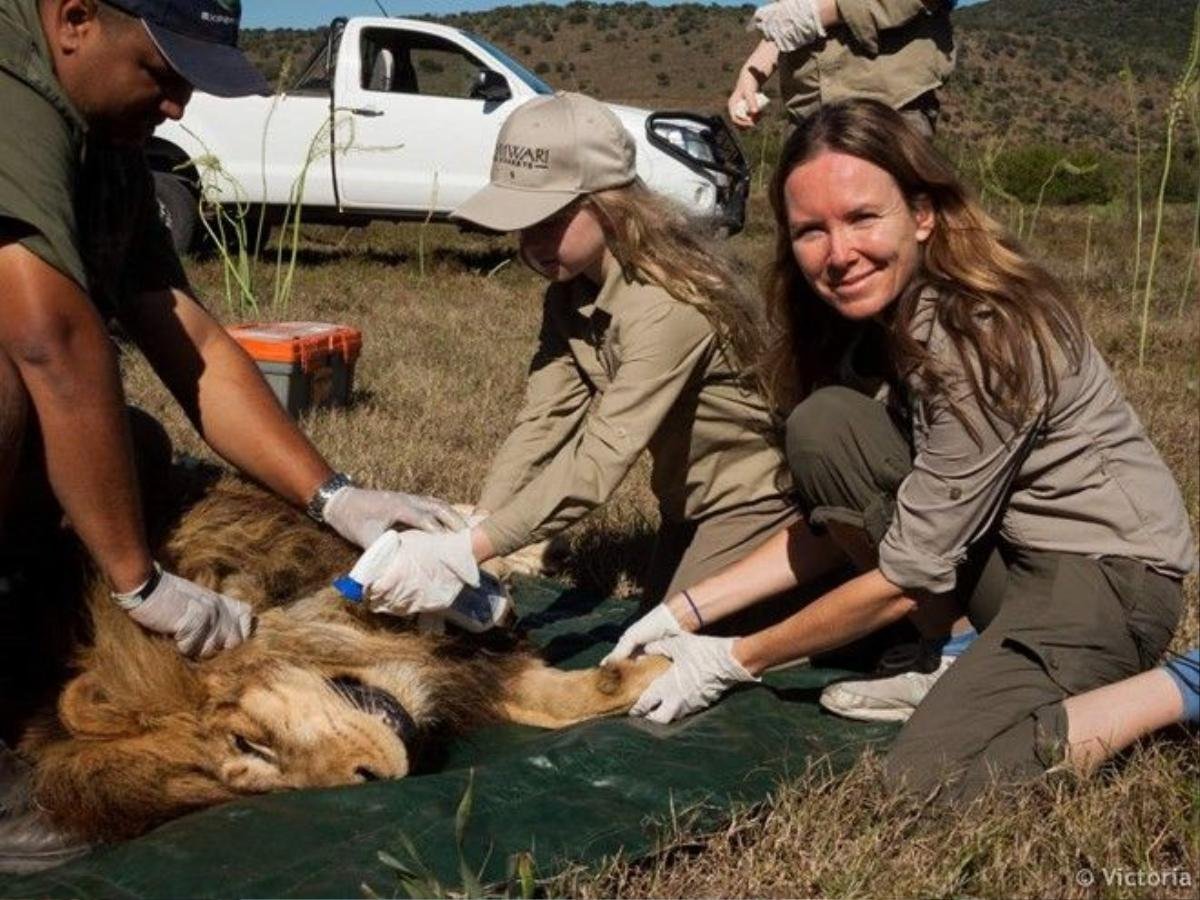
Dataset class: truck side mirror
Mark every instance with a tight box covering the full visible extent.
[471,69,511,103]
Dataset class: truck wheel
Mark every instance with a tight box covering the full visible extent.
[153,171,199,255]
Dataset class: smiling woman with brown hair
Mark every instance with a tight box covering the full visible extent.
[607,98,1196,802]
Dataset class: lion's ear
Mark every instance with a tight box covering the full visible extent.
[58,672,142,738]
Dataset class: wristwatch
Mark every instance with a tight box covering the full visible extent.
[306,472,354,523]
[111,562,164,610]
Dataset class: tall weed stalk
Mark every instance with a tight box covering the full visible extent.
[272,113,357,309]
[1082,209,1094,281]
[978,138,1026,238]
[1027,158,1098,242]
[190,100,401,317]
[417,171,440,281]
[1180,92,1200,316]
[185,133,258,313]
[1139,2,1200,367]
[1120,65,1145,311]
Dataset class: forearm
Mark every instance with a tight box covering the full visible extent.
[665,518,844,628]
[733,568,917,675]
[741,39,780,83]
[9,313,153,591]
[124,289,333,508]
[817,0,842,28]
[188,332,332,506]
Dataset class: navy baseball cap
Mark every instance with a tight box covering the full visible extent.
[105,0,269,97]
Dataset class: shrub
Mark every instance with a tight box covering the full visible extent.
[990,143,1121,205]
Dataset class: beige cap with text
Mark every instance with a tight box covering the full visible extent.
[452,92,637,232]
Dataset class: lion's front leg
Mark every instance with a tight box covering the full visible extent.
[499,656,670,729]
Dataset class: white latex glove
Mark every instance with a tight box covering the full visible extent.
[116,567,255,659]
[602,604,685,666]
[351,528,481,617]
[630,634,760,724]
[324,485,467,548]
[752,0,826,52]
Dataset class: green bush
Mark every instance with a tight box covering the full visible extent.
[989,143,1121,205]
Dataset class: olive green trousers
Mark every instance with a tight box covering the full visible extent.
[785,386,1182,802]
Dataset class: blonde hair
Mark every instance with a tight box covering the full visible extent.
[763,99,1083,428]
[582,180,765,378]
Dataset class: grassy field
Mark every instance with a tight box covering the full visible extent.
[120,188,1198,897]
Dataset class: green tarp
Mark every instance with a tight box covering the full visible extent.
[1,577,896,898]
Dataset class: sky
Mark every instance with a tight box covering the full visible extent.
[243,1,989,30]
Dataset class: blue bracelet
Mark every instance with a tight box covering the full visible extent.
[682,589,704,628]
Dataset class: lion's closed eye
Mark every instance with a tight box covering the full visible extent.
[231,733,277,765]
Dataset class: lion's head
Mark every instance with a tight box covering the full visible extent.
[23,591,448,841]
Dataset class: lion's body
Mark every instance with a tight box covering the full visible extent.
[15,477,667,843]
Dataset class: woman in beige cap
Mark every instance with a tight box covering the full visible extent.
[347,91,834,623]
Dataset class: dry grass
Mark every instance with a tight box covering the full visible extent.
[555,744,1199,899]
[119,193,1198,896]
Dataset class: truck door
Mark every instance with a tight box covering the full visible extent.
[332,21,523,216]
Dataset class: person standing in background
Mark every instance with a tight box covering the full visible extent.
[728,0,956,137]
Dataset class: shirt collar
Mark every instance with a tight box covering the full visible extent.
[0,0,87,135]
[592,259,632,315]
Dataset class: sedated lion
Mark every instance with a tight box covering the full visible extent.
[11,475,668,848]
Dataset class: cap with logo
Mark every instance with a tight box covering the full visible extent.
[106,0,268,97]
[452,92,637,232]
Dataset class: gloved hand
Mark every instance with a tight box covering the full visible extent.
[602,604,685,666]
[630,634,760,724]
[323,486,467,548]
[351,528,481,617]
[116,567,255,659]
[752,0,826,52]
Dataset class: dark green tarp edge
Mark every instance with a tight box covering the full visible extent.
[1,577,896,898]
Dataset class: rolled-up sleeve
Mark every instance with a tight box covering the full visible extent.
[879,347,1042,595]
[477,298,593,515]
[481,301,714,557]
[835,0,951,55]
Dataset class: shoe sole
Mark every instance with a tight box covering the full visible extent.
[818,693,916,723]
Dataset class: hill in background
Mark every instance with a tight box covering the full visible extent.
[240,0,1197,199]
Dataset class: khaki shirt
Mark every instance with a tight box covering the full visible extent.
[779,0,956,123]
[479,265,794,557]
[0,0,185,318]
[878,292,1197,594]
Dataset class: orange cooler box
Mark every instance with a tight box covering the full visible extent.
[228,322,363,417]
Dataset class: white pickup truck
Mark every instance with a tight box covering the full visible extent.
[149,16,749,252]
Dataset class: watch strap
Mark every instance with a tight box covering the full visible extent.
[111,562,164,610]
[307,472,354,523]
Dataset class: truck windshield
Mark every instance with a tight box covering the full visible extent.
[466,33,553,95]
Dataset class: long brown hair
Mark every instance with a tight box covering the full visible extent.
[762,99,1083,429]
[583,180,765,377]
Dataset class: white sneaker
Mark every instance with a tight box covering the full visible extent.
[819,655,954,723]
